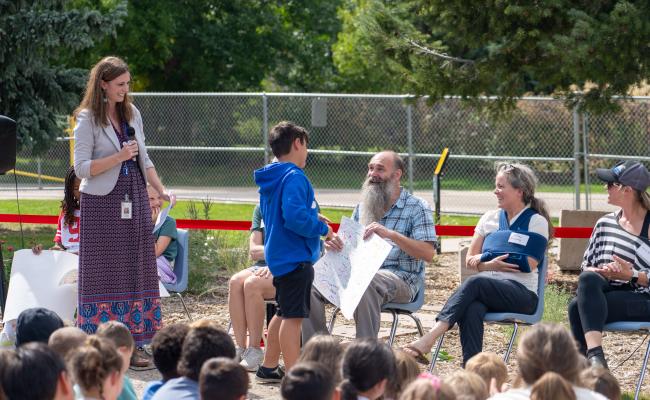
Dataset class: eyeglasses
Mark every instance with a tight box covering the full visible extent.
[606,182,623,189]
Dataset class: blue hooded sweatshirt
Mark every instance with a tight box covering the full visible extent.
[254,162,328,277]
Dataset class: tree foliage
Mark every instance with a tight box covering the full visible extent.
[72,0,343,92]
[361,0,650,113]
[0,0,126,153]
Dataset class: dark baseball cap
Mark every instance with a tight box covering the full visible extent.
[15,307,64,346]
[597,160,650,192]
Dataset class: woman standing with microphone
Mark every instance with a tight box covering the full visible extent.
[74,56,167,365]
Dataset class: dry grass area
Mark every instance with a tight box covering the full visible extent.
[131,253,650,399]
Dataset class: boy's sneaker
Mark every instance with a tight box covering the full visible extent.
[236,347,246,362]
[255,365,285,383]
[240,347,264,371]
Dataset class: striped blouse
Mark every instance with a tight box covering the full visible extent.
[581,211,650,294]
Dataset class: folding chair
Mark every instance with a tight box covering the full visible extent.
[603,321,650,400]
[163,229,191,320]
[328,267,427,345]
[430,257,547,371]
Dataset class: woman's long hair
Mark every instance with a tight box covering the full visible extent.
[74,56,133,127]
[496,162,554,242]
[61,165,79,227]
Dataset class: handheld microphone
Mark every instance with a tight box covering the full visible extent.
[126,126,137,162]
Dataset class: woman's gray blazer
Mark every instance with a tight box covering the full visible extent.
[74,105,154,196]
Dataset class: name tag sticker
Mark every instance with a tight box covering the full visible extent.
[637,243,650,265]
[508,232,530,246]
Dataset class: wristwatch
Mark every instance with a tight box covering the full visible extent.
[630,269,639,284]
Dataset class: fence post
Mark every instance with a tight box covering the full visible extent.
[573,108,581,210]
[262,93,269,164]
[406,103,414,193]
[37,157,42,189]
[582,112,590,210]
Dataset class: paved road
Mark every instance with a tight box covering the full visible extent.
[0,185,616,218]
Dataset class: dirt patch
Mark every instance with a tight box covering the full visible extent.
[124,254,649,398]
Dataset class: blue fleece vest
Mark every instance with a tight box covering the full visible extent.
[479,208,547,273]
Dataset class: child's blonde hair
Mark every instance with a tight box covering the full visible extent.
[399,373,456,400]
[443,370,488,400]
[298,334,343,384]
[385,349,420,399]
[465,351,508,389]
[530,371,576,400]
[580,366,621,400]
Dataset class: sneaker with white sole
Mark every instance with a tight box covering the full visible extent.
[240,347,264,371]
[235,347,246,362]
[255,365,285,383]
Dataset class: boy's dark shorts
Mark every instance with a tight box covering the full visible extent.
[272,262,314,319]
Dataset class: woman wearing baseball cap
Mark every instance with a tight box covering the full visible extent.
[568,160,650,369]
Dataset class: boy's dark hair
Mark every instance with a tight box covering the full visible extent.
[199,357,248,400]
[340,339,396,400]
[269,121,309,158]
[61,165,79,227]
[281,361,335,400]
[0,342,67,400]
[96,320,134,350]
[15,307,64,346]
[178,326,236,381]
[151,323,190,380]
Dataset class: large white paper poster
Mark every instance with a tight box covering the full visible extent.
[3,250,79,323]
[313,217,392,319]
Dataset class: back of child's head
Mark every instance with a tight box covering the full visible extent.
[281,361,335,400]
[0,342,68,400]
[384,349,420,399]
[69,336,123,393]
[96,320,134,350]
[178,325,236,381]
[340,338,396,400]
[580,366,621,400]
[199,357,248,400]
[151,323,190,380]
[517,323,580,385]
[443,370,488,400]
[399,373,456,400]
[269,121,309,158]
[15,307,64,346]
[298,334,343,383]
[48,326,87,361]
[530,371,576,400]
[465,351,508,390]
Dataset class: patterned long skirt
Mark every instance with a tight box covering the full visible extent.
[78,165,162,345]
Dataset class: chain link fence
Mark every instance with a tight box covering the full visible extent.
[2,94,648,215]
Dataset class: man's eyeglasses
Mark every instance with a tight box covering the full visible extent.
[606,182,623,189]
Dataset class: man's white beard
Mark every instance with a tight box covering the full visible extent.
[359,177,393,226]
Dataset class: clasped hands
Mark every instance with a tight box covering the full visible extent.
[323,221,393,253]
[466,253,520,273]
[586,255,634,281]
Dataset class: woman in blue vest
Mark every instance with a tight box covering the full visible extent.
[568,160,650,369]
[403,162,551,365]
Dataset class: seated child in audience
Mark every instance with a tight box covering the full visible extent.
[69,336,123,400]
[15,307,64,347]
[398,372,456,400]
[0,342,74,400]
[384,349,420,400]
[465,351,508,394]
[281,361,337,400]
[96,321,139,399]
[48,326,87,362]
[151,323,236,400]
[443,370,488,400]
[580,367,621,400]
[339,339,395,400]
[298,334,344,384]
[148,185,178,284]
[199,357,249,400]
[142,323,190,400]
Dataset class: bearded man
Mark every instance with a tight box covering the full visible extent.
[302,151,437,341]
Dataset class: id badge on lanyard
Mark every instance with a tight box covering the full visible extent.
[121,193,133,219]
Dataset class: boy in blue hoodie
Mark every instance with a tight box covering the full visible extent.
[253,121,336,382]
